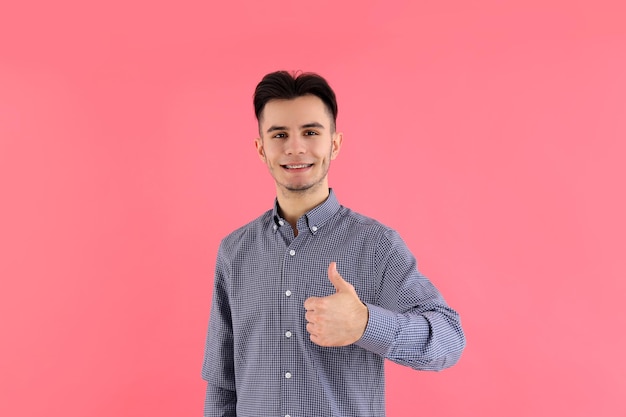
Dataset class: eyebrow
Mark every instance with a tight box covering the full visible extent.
[266,122,326,134]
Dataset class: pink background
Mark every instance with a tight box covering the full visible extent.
[1,1,625,416]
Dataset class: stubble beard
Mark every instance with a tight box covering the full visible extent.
[278,147,333,195]
[282,164,328,194]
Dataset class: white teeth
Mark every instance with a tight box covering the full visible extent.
[285,164,310,169]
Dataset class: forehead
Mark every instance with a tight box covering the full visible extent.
[260,95,332,128]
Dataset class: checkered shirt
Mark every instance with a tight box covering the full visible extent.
[202,189,465,417]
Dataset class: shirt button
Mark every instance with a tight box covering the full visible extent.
[286,415,291,417]
[273,225,278,231]
[289,249,295,256]
[285,331,292,338]
[311,226,318,232]
[285,290,292,297]
[285,372,292,379]
[279,220,284,226]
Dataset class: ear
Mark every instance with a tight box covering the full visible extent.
[330,131,343,160]
[254,137,266,161]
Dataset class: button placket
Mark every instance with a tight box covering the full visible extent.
[281,241,301,414]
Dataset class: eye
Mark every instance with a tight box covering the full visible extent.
[304,130,318,136]
[272,133,287,139]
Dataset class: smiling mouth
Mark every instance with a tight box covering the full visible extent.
[282,164,313,169]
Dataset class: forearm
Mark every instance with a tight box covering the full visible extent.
[204,383,237,417]
[356,302,466,371]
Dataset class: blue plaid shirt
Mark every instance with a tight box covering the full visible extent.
[202,190,465,417]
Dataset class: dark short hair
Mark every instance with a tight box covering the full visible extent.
[253,71,338,131]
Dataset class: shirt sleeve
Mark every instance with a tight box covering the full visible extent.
[201,243,237,416]
[355,229,466,371]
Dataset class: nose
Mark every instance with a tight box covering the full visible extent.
[284,136,306,155]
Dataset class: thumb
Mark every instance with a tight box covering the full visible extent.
[327,262,349,292]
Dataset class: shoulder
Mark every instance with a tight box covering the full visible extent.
[337,206,395,235]
[337,206,408,249]
[218,209,273,253]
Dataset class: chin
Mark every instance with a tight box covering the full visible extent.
[285,184,314,193]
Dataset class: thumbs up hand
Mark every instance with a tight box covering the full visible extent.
[303,262,369,347]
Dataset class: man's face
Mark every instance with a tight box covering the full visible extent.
[255,95,342,195]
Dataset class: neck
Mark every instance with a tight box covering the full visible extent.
[276,185,330,233]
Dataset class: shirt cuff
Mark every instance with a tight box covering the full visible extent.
[354,303,397,356]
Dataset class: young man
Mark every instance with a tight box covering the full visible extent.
[202,71,466,417]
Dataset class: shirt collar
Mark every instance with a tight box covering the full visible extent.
[272,189,341,234]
